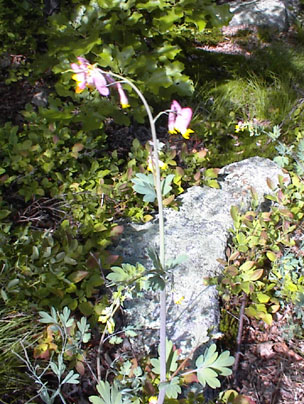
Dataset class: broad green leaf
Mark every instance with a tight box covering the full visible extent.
[1,289,8,302]
[236,232,247,245]
[154,9,183,33]
[72,143,84,153]
[64,255,78,265]
[204,168,219,179]
[161,174,174,196]
[124,329,137,337]
[39,308,57,324]
[256,292,270,303]
[185,15,207,31]
[239,261,255,272]
[79,301,94,316]
[230,206,239,221]
[247,269,263,281]
[166,254,188,269]
[240,281,251,294]
[151,339,179,374]
[260,312,273,325]
[31,246,39,260]
[90,381,123,404]
[107,263,146,284]
[245,305,258,318]
[116,46,135,68]
[0,209,11,219]
[198,343,218,367]
[138,0,166,12]
[146,69,172,94]
[88,397,104,404]
[195,344,234,389]
[109,336,123,345]
[107,266,129,283]
[7,279,20,289]
[161,377,181,399]
[211,351,234,375]
[132,173,157,202]
[69,271,89,283]
[155,43,181,61]
[266,251,277,262]
[206,179,220,189]
[197,367,220,388]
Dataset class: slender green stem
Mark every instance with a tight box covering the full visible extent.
[101,70,167,404]
[153,110,171,124]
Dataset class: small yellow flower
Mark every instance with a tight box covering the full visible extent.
[147,156,168,172]
[174,295,185,305]
[148,396,158,404]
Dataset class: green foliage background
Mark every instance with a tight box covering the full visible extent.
[0,0,233,399]
[3,0,304,401]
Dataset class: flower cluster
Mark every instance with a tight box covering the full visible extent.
[235,120,250,133]
[147,156,168,172]
[70,58,194,139]
[235,119,263,137]
[71,57,130,108]
[168,100,194,139]
[147,141,168,172]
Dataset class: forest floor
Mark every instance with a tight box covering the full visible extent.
[232,310,304,403]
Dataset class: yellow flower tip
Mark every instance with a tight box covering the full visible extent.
[168,129,177,135]
[148,396,158,404]
[121,103,130,109]
[174,296,185,305]
[182,128,194,139]
[147,159,167,172]
[75,86,84,94]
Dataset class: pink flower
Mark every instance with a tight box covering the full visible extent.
[106,74,130,109]
[71,58,130,107]
[71,57,109,96]
[116,82,130,109]
[168,100,193,139]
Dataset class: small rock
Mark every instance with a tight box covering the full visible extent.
[32,90,48,107]
[228,0,298,32]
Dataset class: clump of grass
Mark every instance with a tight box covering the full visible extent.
[0,306,42,399]
[207,73,297,124]
[187,35,304,168]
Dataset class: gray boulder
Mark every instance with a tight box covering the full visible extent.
[113,157,288,357]
[228,0,298,32]
[32,89,48,108]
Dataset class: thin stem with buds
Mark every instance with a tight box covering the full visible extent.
[99,70,167,404]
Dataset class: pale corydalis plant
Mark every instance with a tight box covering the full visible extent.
[70,56,193,404]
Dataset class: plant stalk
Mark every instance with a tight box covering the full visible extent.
[101,71,167,404]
